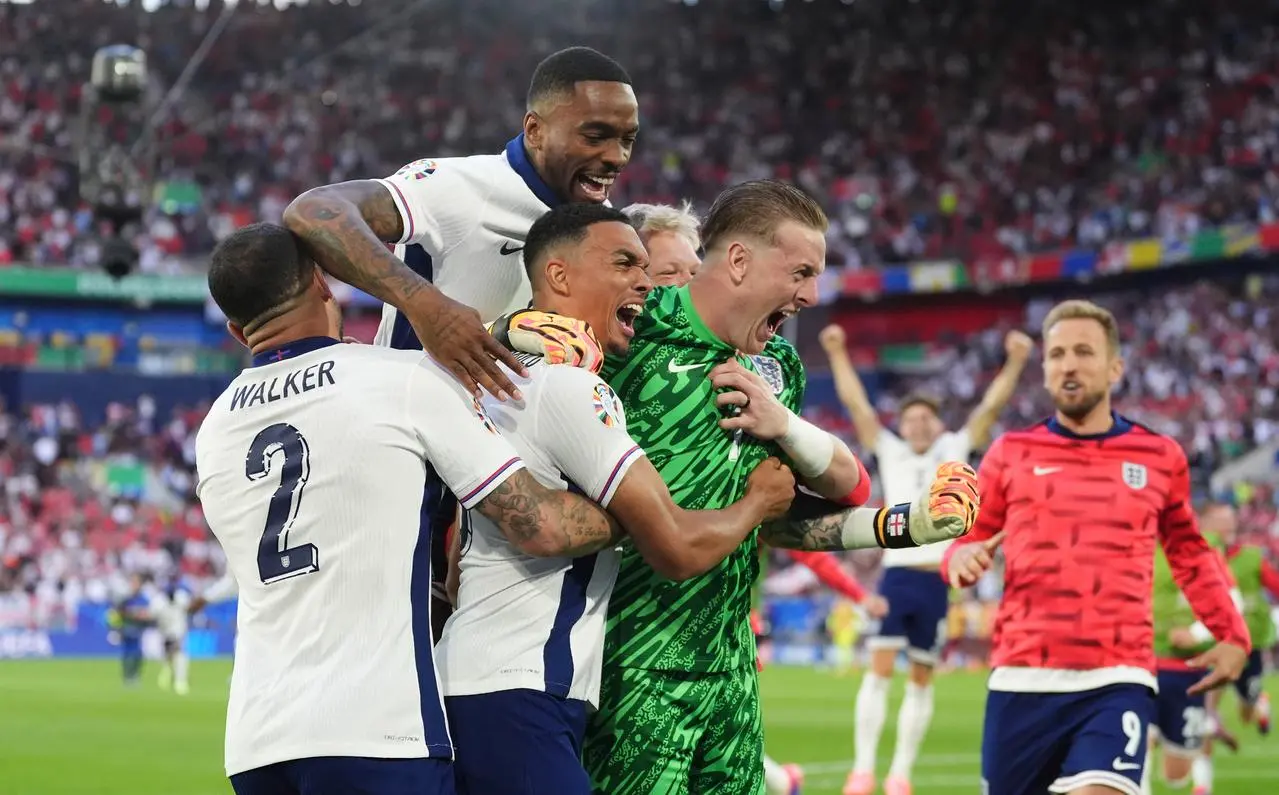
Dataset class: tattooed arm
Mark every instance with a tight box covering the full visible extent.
[283,179,525,397]
[474,469,622,558]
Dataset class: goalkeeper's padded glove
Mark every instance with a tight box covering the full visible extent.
[488,309,604,374]
[910,460,980,545]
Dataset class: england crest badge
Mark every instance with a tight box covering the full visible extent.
[1121,461,1148,490]
[748,355,785,395]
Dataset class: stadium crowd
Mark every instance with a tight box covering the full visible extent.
[5,0,1279,270]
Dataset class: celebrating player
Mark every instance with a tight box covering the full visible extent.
[621,201,702,286]
[572,180,979,795]
[437,203,798,795]
[616,204,883,795]
[820,322,1032,795]
[942,299,1250,795]
[194,223,621,795]
[282,46,639,399]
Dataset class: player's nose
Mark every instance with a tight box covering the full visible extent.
[600,139,629,170]
[795,278,819,308]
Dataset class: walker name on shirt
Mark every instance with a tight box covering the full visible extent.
[229,361,337,412]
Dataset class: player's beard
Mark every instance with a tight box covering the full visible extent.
[1053,386,1107,421]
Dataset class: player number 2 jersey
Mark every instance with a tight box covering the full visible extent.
[600,285,806,673]
[195,340,526,776]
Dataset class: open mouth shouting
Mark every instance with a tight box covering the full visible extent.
[575,172,616,203]
[616,301,644,338]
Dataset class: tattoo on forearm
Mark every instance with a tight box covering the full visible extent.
[476,470,618,556]
[285,181,428,305]
[760,512,846,551]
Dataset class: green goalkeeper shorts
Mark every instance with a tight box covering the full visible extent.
[584,664,764,795]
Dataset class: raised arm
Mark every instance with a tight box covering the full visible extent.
[608,456,795,582]
[963,330,1033,449]
[282,178,524,399]
[818,324,882,451]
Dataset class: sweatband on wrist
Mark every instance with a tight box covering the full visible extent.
[839,503,919,551]
[780,409,836,478]
[842,455,871,506]
[1188,622,1214,645]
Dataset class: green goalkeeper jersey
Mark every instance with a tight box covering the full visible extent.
[600,285,805,673]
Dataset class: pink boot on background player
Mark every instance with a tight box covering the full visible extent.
[1256,691,1271,736]
[842,770,874,795]
[883,774,913,795]
[782,763,804,795]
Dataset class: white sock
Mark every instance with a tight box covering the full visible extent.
[888,681,934,780]
[174,652,189,688]
[763,754,790,795]
[1192,755,1213,793]
[853,673,890,774]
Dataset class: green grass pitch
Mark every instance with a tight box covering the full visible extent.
[1,659,1275,794]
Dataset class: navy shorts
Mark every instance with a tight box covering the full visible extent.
[982,684,1155,795]
[446,689,590,795]
[1155,669,1207,754]
[1234,649,1266,706]
[868,567,949,662]
[230,756,454,795]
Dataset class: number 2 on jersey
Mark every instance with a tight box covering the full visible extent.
[247,422,318,584]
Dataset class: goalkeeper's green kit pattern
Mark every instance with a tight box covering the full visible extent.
[584,285,805,795]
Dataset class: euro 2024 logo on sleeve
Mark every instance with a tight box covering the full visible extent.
[395,158,438,180]
[592,382,622,427]
[748,355,785,395]
[1122,461,1148,490]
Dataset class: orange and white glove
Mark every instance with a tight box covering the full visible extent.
[911,461,980,544]
[488,309,604,374]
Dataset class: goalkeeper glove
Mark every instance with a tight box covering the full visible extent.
[488,309,604,374]
[910,460,980,545]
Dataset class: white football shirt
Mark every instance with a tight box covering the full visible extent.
[195,337,526,776]
[436,357,643,708]
[373,135,563,349]
[876,428,973,568]
[149,587,192,640]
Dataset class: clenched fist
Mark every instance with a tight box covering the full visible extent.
[489,309,605,374]
[910,461,981,545]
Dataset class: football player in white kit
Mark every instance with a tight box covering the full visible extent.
[151,578,193,695]
[819,323,1033,795]
[195,223,622,795]
[436,203,799,795]
[282,46,639,398]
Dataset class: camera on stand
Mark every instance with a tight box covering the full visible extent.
[77,45,154,279]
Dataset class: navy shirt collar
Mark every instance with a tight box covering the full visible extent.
[1046,411,1132,440]
[505,134,563,208]
[251,336,341,368]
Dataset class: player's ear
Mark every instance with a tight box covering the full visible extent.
[523,110,543,150]
[543,256,571,298]
[1109,353,1124,388]
[226,321,249,349]
[724,240,750,286]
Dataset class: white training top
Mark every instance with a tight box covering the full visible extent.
[195,338,526,776]
[373,135,565,349]
[436,357,643,709]
[876,428,973,568]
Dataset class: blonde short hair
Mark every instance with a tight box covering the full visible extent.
[622,201,701,251]
[1042,299,1120,353]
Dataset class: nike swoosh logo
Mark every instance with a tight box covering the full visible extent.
[499,242,523,256]
[1112,758,1141,771]
[667,361,704,374]
[1033,466,1063,476]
